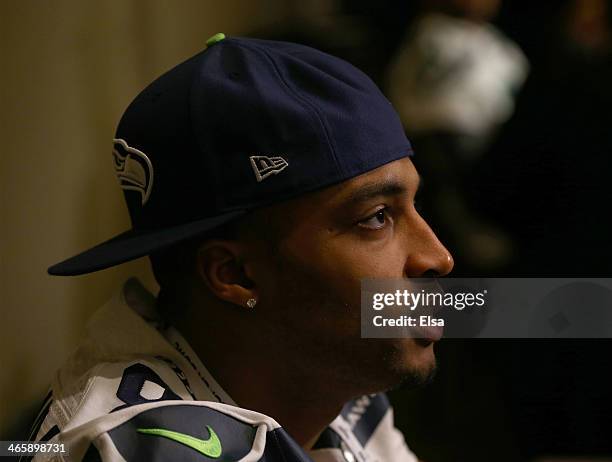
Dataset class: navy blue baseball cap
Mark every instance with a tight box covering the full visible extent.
[48,33,413,276]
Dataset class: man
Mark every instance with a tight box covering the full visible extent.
[33,33,453,461]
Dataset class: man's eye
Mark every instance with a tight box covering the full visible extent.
[358,208,390,230]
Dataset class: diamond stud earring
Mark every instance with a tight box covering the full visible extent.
[246,298,257,309]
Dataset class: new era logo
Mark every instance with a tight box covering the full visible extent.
[249,155,288,182]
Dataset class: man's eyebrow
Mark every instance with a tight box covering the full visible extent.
[343,177,420,205]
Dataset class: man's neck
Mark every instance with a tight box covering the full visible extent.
[174,314,354,449]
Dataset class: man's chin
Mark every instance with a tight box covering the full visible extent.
[392,359,438,391]
[346,337,438,394]
[375,338,438,391]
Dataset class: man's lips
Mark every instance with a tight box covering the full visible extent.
[412,324,444,343]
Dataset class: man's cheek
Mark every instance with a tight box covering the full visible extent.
[320,272,363,327]
[330,248,405,280]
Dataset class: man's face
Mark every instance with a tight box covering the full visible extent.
[245,157,453,393]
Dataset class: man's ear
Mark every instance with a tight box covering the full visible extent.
[195,240,257,308]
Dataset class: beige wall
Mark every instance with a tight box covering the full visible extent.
[0,0,288,436]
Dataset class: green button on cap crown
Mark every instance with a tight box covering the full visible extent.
[206,33,226,47]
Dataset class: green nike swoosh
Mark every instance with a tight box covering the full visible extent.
[137,424,222,458]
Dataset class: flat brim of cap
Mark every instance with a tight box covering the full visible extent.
[47,210,246,276]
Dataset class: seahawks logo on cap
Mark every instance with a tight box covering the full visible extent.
[113,139,154,205]
[249,155,288,182]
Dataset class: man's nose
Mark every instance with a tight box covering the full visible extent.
[403,216,454,278]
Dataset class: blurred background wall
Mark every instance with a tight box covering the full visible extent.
[0,0,290,439]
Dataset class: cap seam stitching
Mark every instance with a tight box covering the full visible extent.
[262,49,343,176]
[237,41,343,177]
[188,51,223,212]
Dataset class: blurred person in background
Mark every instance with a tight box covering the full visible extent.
[474,0,612,458]
[386,0,528,272]
[476,0,612,275]
[383,1,612,460]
